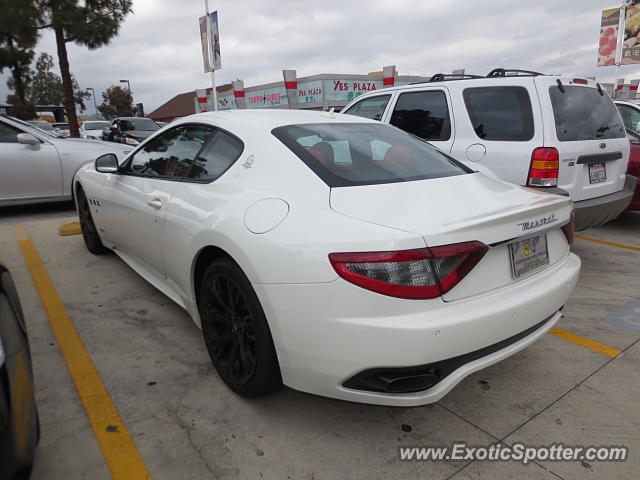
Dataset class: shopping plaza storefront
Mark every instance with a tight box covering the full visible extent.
[192,65,428,113]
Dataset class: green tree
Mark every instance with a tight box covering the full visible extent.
[37,0,133,136]
[21,52,91,111]
[0,0,39,111]
[98,85,132,119]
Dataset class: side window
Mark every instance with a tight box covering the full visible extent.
[389,90,451,141]
[463,86,534,141]
[343,95,391,121]
[185,130,243,181]
[618,105,640,130]
[128,124,214,178]
[0,122,19,143]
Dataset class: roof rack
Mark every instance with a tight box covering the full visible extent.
[409,73,483,85]
[486,68,544,78]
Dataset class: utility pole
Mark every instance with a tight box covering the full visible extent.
[87,87,98,119]
[119,79,134,115]
[205,0,218,111]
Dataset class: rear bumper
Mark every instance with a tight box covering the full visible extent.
[255,252,580,406]
[573,174,635,230]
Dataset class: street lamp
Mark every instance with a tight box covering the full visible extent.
[86,87,99,120]
[119,79,134,116]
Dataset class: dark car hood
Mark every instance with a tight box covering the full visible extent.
[124,130,156,140]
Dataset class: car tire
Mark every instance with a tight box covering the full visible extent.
[77,187,109,255]
[198,258,282,397]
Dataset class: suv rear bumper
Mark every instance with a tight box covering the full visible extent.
[573,174,636,231]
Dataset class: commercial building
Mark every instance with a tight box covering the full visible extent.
[147,66,428,122]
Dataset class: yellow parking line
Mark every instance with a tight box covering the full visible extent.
[549,328,622,358]
[14,224,152,480]
[58,221,82,236]
[575,235,640,252]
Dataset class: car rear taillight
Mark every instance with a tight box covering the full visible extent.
[527,147,559,187]
[561,210,576,246]
[329,242,489,299]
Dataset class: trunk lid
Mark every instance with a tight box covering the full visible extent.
[330,173,573,301]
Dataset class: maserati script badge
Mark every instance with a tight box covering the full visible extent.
[517,213,558,232]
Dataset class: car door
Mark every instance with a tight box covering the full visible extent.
[163,128,245,300]
[386,87,455,153]
[0,119,63,203]
[101,124,215,278]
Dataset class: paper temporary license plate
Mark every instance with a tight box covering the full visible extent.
[509,234,549,278]
[589,162,607,184]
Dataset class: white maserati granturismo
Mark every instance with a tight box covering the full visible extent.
[73,110,581,406]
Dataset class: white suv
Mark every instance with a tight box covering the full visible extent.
[342,69,636,230]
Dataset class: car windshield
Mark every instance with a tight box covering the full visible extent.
[119,118,160,131]
[84,121,109,130]
[549,86,625,141]
[272,122,471,187]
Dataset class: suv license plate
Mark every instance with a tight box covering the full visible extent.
[509,234,549,278]
[589,163,607,184]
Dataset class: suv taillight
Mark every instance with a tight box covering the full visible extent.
[528,147,559,187]
[561,210,576,246]
[329,242,489,299]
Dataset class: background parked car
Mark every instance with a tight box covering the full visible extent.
[102,117,160,145]
[615,100,640,133]
[344,70,635,230]
[79,121,109,140]
[25,121,56,135]
[625,128,640,211]
[0,263,39,480]
[51,122,70,137]
[0,115,131,207]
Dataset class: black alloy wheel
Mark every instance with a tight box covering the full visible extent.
[198,258,281,397]
[77,188,109,254]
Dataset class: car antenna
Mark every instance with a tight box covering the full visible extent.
[328,107,336,118]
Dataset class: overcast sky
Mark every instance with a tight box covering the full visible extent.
[2,0,639,116]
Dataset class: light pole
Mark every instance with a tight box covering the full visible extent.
[86,87,99,120]
[119,79,134,116]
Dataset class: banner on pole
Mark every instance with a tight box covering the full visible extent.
[623,2,640,64]
[598,8,621,66]
[199,11,221,73]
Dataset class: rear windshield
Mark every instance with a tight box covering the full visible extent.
[272,123,471,187]
[549,86,625,141]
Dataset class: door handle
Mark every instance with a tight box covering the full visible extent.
[146,198,162,210]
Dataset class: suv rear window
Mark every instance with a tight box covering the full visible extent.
[549,86,625,141]
[463,86,534,141]
[272,123,471,187]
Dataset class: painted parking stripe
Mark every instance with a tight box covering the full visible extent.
[14,224,152,480]
[575,235,640,252]
[58,221,82,236]
[548,327,622,358]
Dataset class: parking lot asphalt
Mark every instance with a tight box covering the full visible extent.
[0,210,638,480]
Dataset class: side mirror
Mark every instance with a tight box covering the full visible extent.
[95,153,119,173]
[635,121,640,133]
[17,133,40,149]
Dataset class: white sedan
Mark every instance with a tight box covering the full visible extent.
[79,120,110,140]
[73,110,580,406]
[0,116,131,207]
